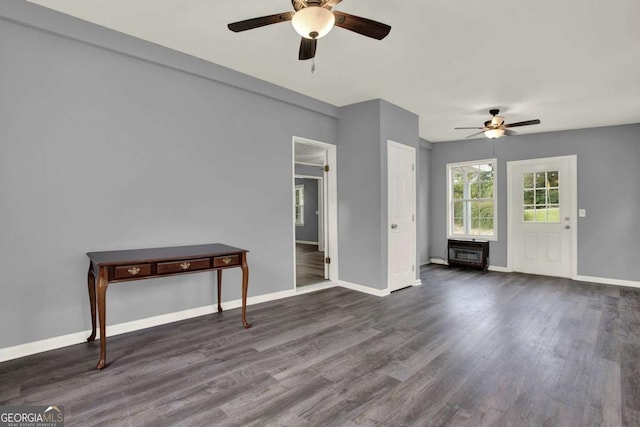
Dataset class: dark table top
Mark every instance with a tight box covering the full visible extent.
[87,243,248,266]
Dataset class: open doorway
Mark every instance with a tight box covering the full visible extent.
[293,137,338,289]
[295,174,325,286]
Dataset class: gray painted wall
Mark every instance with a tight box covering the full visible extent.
[294,164,323,177]
[429,123,640,282]
[337,100,383,288]
[0,5,337,348]
[379,100,420,283]
[295,178,319,243]
[418,140,431,265]
[337,100,420,289]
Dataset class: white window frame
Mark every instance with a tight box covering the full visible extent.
[446,158,498,241]
[295,184,304,226]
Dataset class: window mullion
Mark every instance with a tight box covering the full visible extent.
[463,172,471,235]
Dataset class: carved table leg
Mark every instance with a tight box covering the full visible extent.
[217,269,223,313]
[96,266,109,370]
[87,264,97,342]
[241,252,251,329]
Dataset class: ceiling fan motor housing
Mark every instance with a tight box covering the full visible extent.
[454,108,541,139]
[291,5,336,39]
[491,116,504,127]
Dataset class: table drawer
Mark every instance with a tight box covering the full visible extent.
[157,258,210,274]
[114,264,152,280]
[213,254,240,268]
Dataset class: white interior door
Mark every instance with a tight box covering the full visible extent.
[508,155,576,278]
[388,141,416,291]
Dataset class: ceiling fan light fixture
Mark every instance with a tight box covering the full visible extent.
[485,128,506,139]
[291,6,335,39]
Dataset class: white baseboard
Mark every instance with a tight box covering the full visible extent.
[0,279,395,363]
[575,275,640,289]
[20,266,624,363]
[295,240,319,245]
[295,281,337,294]
[0,288,297,363]
[430,258,509,273]
[0,330,91,364]
[339,280,390,297]
[430,258,639,289]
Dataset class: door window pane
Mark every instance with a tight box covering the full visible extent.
[523,170,560,223]
[548,205,560,222]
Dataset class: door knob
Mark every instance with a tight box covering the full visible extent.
[391,224,398,229]
[564,225,570,229]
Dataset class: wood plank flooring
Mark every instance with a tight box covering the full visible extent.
[1,265,639,426]
[296,243,326,287]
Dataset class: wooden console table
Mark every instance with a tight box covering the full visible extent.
[86,243,250,370]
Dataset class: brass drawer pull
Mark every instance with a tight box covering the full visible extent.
[128,267,141,275]
[222,257,232,265]
[180,262,191,270]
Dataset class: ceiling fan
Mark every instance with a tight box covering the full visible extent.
[228,0,391,61]
[455,109,541,139]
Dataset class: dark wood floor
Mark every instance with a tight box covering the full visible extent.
[2,265,639,426]
[296,243,326,287]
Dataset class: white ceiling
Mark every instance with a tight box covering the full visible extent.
[26,0,640,142]
[295,142,326,166]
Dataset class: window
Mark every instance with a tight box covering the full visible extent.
[447,159,497,240]
[295,184,304,226]
[523,170,559,222]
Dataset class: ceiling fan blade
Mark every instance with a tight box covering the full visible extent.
[228,12,294,32]
[299,38,317,60]
[455,127,483,130]
[465,130,486,139]
[332,11,391,40]
[505,119,541,128]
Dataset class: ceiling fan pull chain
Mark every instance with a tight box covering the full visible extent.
[311,58,316,73]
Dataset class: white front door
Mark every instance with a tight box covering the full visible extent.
[388,141,416,291]
[508,155,577,278]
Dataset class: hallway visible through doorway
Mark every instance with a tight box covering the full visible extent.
[293,137,337,289]
[295,243,327,287]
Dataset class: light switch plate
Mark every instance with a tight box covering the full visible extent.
[579,209,586,217]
